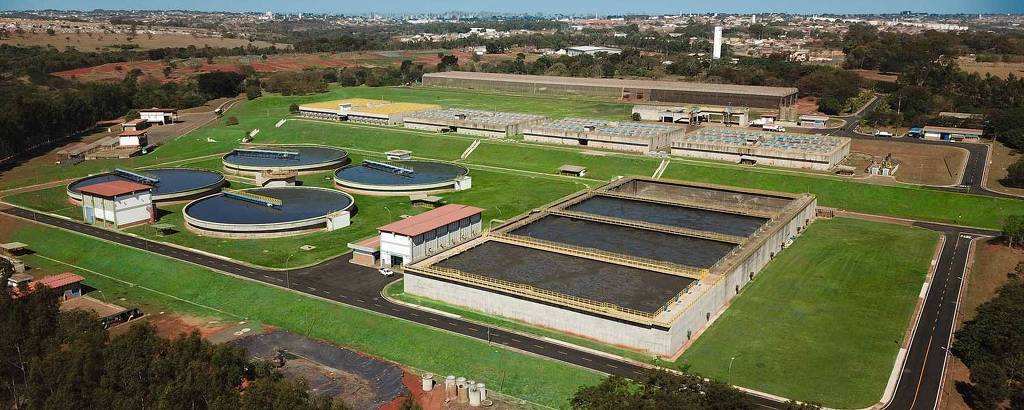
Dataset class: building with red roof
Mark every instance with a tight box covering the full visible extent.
[10,273,84,301]
[378,204,484,267]
[79,180,154,228]
[118,129,148,147]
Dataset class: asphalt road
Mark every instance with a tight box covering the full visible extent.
[1,206,1000,409]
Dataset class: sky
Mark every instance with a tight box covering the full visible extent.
[4,0,1022,15]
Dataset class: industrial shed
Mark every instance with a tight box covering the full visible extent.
[671,128,851,170]
[379,204,484,268]
[422,72,800,120]
[402,107,544,138]
[297,98,439,125]
[522,118,682,153]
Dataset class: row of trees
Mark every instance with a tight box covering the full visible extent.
[0,261,349,409]
[572,369,818,410]
[0,70,244,160]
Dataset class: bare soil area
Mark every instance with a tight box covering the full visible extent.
[958,58,1024,79]
[850,139,967,186]
[984,141,1024,197]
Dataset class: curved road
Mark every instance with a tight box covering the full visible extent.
[0,206,999,409]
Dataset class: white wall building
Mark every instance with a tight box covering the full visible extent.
[78,181,154,228]
[378,204,483,268]
[713,26,723,60]
[139,108,178,125]
[118,130,148,147]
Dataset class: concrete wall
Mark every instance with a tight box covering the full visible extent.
[82,192,153,227]
[406,198,817,356]
[669,143,847,171]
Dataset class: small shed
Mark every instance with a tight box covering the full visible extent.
[558,165,587,177]
[79,180,155,228]
[348,236,381,267]
[118,130,148,147]
[409,193,445,208]
[386,150,413,160]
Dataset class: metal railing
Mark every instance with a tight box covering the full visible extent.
[550,209,746,245]
[411,264,662,323]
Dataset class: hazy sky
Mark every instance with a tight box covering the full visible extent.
[4,0,1022,15]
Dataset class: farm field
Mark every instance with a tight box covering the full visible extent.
[679,218,940,408]
[52,49,527,83]
[958,57,1024,79]
[0,215,602,408]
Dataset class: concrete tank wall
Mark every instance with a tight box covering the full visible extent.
[406,197,817,356]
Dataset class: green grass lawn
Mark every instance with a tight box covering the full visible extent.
[304,86,635,120]
[661,160,1020,229]
[7,221,603,408]
[679,218,939,408]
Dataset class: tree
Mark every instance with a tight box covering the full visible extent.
[1003,215,1024,248]
[196,71,245,99]
[952,278,1024,408]
[162,66,172,78]
[225,116,239,126]
[572,369,752,409]
[288,103,299,113]
[245,79,262,100]
[1005,158,1024,188]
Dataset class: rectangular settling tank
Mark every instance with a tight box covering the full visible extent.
[434,241,694,313]
[568,195,767,237]
[509,214,734,268]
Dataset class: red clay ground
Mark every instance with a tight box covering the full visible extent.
[849,139,968,186]
[940,239,1023,410]
[52,49,529,83]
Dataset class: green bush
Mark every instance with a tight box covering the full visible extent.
[225,116,239,126]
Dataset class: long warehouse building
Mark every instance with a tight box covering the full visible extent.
[422,71,800,119]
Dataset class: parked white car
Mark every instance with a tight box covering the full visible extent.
[874,131,894,138]
[379,268,395,277]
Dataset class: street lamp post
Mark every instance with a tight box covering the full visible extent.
[728,355,739,385]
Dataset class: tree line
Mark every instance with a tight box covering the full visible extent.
[0,260,351,410]
[0,70,244,161]
[951,259,1024,409]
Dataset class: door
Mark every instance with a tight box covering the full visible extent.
[390,255,404,267]
[84,206,95,224]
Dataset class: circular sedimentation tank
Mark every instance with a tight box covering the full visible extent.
[183,186,355,238]
[67,168,225,203]
[333,159,470,195]
[222,145,350,177]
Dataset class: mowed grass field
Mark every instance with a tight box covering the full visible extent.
[4,219,603,408]
[679,218,939,408]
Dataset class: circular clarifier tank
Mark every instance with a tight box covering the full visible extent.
[183,186,355,238]
[222,145,350,176]
[68,168,225,203]
[333,159,471,195]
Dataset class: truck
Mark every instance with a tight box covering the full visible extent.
[762,124,786,132]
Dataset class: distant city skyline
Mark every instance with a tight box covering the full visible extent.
[3,0,1022,15]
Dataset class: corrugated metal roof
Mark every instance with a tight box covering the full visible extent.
[423,71,799,97]
[378,204,483,237]
[119,129,147,136]
[36,273,85,289]
[922,126,983,135]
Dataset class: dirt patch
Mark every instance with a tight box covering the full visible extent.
[984,141,1024,196]
[958,57,1024,79]
[793,97,821,116]
[848,69,899,82]
[849,139,967,185]
[940,238,1023,410]
[129,311,234,339]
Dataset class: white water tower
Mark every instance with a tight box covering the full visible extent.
[712,26,723,60]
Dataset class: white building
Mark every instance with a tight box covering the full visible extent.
[118,129,148,147]
[139,108,178,125]
[78,180,154,228]
[563,46,622,56]
[378,204,483,268]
